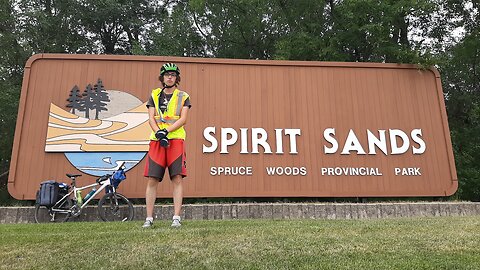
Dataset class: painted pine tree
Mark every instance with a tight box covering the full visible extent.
[66,85,83,114]
[92,78,110,119]
[80,84,95,119]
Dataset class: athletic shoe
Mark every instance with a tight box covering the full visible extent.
[171,218,181,228]
[142,220,153,228]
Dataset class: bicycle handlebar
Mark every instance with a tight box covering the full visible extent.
[96,174,110,184]
[95,162,126,184]
[118,162,126,170]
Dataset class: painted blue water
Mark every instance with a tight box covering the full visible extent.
[64,152,147,176]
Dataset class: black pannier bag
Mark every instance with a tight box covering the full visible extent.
[36,181,60,207]
[58,183,69,200]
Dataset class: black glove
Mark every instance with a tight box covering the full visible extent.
[160,137,170,148]
[155,129,169,140]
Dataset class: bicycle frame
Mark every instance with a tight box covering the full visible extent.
[50,177,116,214]
[75,179,115,209]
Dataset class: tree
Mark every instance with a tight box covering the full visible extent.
[66,85,83,114]
[273,0,442,64]
[80,84,95,119]
[92,79,109,119]
[0,0,29,203]
[186,0,282,59]
[77,0,161,54]
[440,0,480,201]
[144,1,207,57]
[1,0,479,202]
[16,0,92,53]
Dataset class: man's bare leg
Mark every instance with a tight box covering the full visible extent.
[172,175,183,216]
[145,177,159,218]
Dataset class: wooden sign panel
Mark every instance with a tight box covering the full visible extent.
[8,54,457,199]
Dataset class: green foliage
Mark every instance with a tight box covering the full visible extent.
[1,0,480,201]
[76,0,159,54]
[274,0,439,64]
[0,1,23,169]
[442,30,480,201]
[144,1,206,57]
[439,0,480,200]
[0,81,19,170]
[185,0,283,59]
[16,0,92,53]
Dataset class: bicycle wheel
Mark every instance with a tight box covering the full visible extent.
[34,198,72,223]
[98,192,134,222]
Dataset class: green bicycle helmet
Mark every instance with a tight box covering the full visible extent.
[160,63,180,76]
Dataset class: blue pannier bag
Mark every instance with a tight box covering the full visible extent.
[111,169,126,188]
[36,181,60,207]
[105,168,127,194]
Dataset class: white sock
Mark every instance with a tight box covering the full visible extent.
[173,215,181,221]
[146,217,154,222]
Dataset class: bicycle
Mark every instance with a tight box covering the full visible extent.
[34,162,134,223]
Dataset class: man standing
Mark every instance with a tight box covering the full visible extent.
[143,63,191,228]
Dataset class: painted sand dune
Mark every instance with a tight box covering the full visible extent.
[45,103,150,152]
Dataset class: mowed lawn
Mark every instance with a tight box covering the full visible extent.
[1,216,479,270]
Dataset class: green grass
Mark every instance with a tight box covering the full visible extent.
[1,217,480,270]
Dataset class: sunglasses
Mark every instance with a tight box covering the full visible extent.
[164,72,177,77]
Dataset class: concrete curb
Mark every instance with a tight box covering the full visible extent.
[1,202,480,224]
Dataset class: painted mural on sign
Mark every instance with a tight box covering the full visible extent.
[45,79,150,176]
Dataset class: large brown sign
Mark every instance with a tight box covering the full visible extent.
[8,54,457,199]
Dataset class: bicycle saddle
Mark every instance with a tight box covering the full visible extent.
[66,173,82,178]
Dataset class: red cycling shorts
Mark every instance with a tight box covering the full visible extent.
[144,139,187,181]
